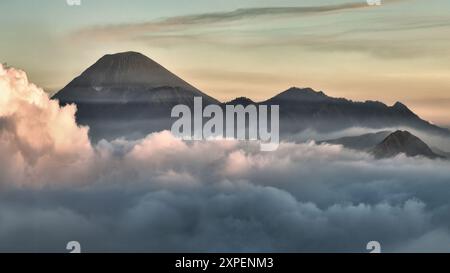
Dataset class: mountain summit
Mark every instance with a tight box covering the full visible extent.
[52,52,218,140]
[371,130,441,159]
[61,51,198,90]
[53,51,217,104]
[269,87,330,102]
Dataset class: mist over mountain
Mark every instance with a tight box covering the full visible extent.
[319,130,393,151]
[52,51,449,142]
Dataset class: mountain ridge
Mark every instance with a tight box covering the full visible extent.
[51,51,450,141]
[252,87,448,136]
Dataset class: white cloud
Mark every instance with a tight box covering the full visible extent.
[0,64,93,187]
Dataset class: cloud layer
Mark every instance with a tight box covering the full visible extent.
[1,65,450,252]
[0,64,93,188]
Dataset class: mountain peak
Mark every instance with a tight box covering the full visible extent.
[287,87,325,95]
[226,97,255,105]
[102,51,145,58]
[372,130,441,159]
[271,87,329,101]
[391,101,417,117]
[100,51,148,61]
[51,51,219,141]
[59,51,200,92]
[96,51,162,69]
[393,101,407,108]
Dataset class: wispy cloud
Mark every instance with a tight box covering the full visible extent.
[156,2,371,25]
[74,2,373,37]
[69,0,444,60]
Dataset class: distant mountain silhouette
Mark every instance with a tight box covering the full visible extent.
[260,87,448,136]
[226,97,255,106]
[51,52,450,142]
[54,51,217,104]
[52,52,218,140]
[371,130,442,159]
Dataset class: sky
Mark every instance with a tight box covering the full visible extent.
[1,0,450,126]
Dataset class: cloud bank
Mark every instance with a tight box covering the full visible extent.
[1,65,450,252]
[0,64,93,188]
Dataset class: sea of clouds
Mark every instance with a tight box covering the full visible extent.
[1,64,450,252]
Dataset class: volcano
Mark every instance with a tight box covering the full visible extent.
[52,51,218,141]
